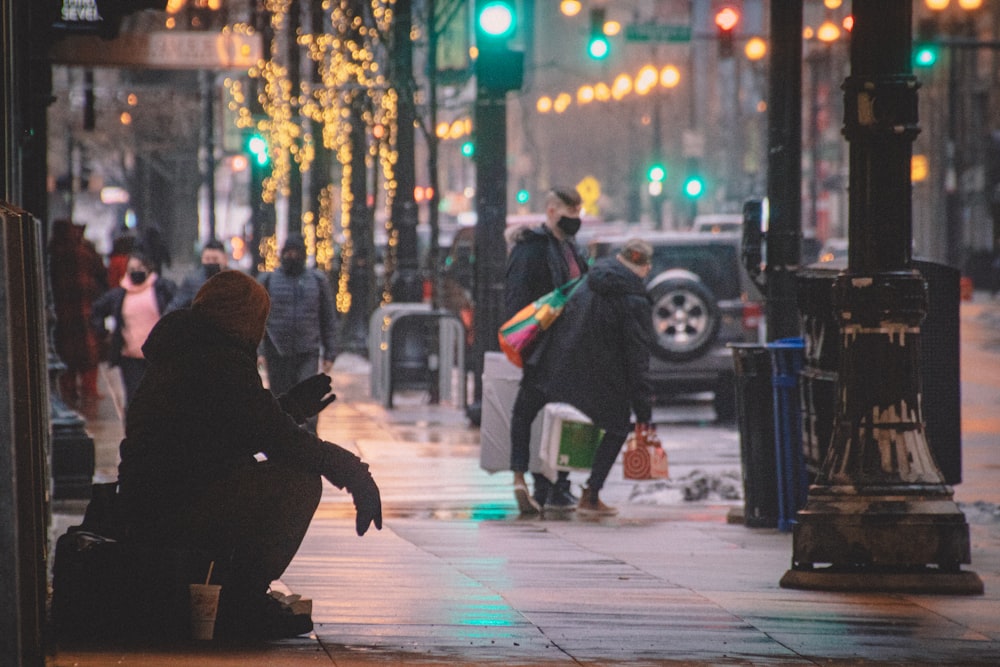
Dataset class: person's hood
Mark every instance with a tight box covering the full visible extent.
[191,270,270,346]
[586,256,649,299]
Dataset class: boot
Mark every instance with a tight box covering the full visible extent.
[577,487,618,517]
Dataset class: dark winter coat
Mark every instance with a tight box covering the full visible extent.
[117,309,328,529]
[258,268,338,360]
[49,221,107,370]
[504,225,589,321]
[529,256,655,436]
[165,265,214,313]
[90,276,176,366]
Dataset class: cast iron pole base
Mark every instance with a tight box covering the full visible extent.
[782,273,981,594]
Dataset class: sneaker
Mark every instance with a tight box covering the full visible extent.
[514,482,542,515]
[532,474,552,508]
[577,487,618,517]
[545,479,577,511]
[215,590,314,640]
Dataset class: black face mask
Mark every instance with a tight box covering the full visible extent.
[282,256,305,276]
[556,215,582,237]
[129,270,148,285]
[203,263,222,278]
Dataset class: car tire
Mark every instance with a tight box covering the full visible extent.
[648,274,721,362]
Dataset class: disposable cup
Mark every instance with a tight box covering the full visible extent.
[188,583,222,640]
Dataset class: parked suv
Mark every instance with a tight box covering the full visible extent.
[588,231,764,422]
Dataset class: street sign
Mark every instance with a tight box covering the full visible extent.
[625,23,691,43]
[49,31,263,70]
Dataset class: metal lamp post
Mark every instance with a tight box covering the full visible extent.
[780,0,982,595]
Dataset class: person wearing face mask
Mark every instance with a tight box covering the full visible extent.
[165,238,230,313]
[257,234,339,434]
[504,186,590,514]
[91,250,176,408]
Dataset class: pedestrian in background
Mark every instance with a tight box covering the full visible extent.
[527,238,657,516]
[258,234,339,433]
[506,186,590,514]
[166,238,229,313]
[106,230,135,290]
[49,219,108,405]
[91,251,176,409]
[117,270,380,639]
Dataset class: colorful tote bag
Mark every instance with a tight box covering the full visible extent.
[497,276,584,368]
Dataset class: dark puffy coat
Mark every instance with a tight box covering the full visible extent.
[258,268,338,360]
[165,265,213,313]
[118,309,328,528]
[530,256,655,436]
[504,225,589,321]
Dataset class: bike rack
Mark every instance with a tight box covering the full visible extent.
[368,304,466,409]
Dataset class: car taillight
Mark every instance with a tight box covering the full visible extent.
[742,301,763,330]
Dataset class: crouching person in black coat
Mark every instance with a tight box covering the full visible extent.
[527,238,657,516]
[117,270,381,639]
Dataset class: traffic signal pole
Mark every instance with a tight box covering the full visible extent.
[780,0,981,595]
[471,89,507,404]
[469,1,522,407]
[764,1,802,342]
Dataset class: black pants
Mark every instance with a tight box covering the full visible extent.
[139,460,322,597]
[511,380,625,494]
[118,356,147,409]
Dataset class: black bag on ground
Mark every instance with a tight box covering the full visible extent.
[51,482,216,641]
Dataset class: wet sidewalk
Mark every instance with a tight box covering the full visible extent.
[48,297,1000,666]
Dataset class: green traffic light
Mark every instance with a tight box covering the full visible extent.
[914,45,938,67]
[516,189,530,204]
[461,141,475,157]
[683,176,704,199]
[588,36,610,60]
[247,135,269,166]
[647,164,666,183]
[478,1,515,39]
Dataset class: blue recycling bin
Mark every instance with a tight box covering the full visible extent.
[767,337,808,532]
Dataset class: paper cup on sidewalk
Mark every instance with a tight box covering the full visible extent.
[188,583,222,640]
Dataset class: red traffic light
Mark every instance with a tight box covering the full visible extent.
[714,7,740,32]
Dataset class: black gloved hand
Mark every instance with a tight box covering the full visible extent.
[318,442,383,536]
[278,374,336,423]
[347,472,383,536]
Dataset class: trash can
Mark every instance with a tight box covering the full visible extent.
[767,337,808,532]
[730,344,779,528]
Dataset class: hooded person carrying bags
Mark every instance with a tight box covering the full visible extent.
[521,238,658,515]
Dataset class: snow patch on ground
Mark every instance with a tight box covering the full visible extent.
[628,469,743,505]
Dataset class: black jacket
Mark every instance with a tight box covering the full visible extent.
[530,257,655,436]
[90,277,176,366]
[257,268,338,360]
[504,225,589,321]
[117,309,333,528]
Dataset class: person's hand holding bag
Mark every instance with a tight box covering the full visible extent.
[279,374,337,423]
[318,442,383,536]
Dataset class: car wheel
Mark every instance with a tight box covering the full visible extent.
[648,274,721,362]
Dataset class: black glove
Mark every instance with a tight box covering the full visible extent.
[347,472,383,536]
[278,374,337,423]
[318,442,383,536]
